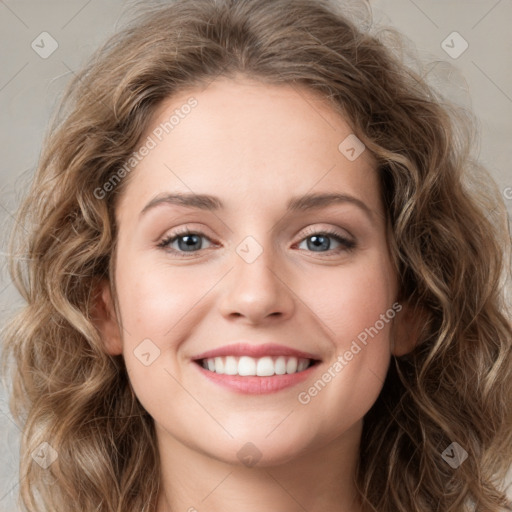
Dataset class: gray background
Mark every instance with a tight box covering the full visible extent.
[1,0,511,510]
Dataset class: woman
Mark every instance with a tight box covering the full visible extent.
[2,0,511,510]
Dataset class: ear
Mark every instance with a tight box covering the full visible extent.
[391,302,430,357]
[90,278,123,356]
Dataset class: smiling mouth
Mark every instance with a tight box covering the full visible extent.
[194,355,320,377]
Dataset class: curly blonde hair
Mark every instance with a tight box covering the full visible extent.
[2,0,511,511]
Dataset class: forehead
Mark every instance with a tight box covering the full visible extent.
[116,76,382,222]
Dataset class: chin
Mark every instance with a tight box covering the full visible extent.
[209,434,313,468]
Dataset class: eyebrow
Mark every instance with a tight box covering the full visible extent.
[140,191,375,221]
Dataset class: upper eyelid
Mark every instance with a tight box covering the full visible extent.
[300,224,353,240]
[161,224,350,238]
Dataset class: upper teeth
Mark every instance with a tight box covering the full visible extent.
[201,356,311,376]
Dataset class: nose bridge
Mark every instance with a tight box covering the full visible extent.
[233,232,282,296]
[218,231,295,322]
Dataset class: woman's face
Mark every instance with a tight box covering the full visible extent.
[99,75,401,465]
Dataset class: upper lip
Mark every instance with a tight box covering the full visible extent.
[192,342,321,361]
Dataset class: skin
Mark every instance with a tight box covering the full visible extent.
[94,74,416,512]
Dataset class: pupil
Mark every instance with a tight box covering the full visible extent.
[308,235,329,251]
[179,234,201,251]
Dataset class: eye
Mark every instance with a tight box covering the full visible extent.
[157,226,356,258]
[296,227,356,255]
[157,227,215,257]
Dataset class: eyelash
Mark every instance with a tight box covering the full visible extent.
[157,225,357,258]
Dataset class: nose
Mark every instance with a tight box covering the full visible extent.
[217,239,296,325]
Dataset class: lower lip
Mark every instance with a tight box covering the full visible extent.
[194,362,319,394]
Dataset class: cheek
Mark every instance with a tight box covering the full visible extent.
[300,253,395,344]
[115,256,214,337]
[113,258,217,398]
[294,254,394,410]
